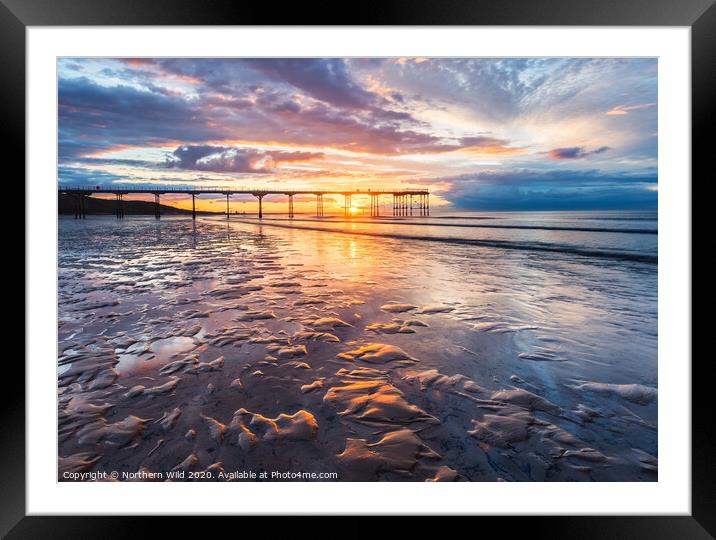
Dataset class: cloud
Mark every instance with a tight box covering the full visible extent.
[606,102,657,116]
[76,157,157,168]
[165,145,324,173]
[242,59,378,110]
[58,76,219,159]
[419,168,657,210]
[377,58,657,130]
[58,166,129,186]
[457,135,523,155]
[58,72,454,158]
[547,146,610,160]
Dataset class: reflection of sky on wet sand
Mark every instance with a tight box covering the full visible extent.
[58,214,657,482]
[237,215,656,371]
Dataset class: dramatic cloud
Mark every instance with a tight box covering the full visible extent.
[242,59,379,110]
[165,145,324,173]
[58,71,452,157]
[422,168,657,210]
[58,76,218,159]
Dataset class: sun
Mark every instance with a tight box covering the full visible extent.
[349,206,360,214]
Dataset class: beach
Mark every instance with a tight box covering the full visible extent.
[58,211,657,482]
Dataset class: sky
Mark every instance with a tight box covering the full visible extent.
[58,57,658,212]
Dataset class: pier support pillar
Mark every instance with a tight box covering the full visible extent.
[426,193,429,216]
[370,194,379,217]
[192,194,196,220]
[257,195,264,219]
[115,193,124,219]
[81,194,86,219]
[226,193,230,219]
[288,194,294,218]
[316,194,324,217]
[154,193,160,219]
[344,194,352,217]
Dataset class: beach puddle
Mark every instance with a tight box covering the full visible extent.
[150,336,196,359]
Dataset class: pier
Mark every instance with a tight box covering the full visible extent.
[58,186,430,219]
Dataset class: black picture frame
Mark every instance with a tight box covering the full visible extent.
[5,0,710,536]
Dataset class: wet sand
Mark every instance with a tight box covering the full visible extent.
[58,216,657,481]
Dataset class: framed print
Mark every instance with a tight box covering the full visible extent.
[7,0,712,536]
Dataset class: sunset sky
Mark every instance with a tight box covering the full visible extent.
[58,58,658,212]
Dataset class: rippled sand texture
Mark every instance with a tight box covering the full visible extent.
[58,216,658,481]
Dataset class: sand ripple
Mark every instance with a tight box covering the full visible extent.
[337,343,416,364]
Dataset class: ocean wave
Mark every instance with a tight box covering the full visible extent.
[251,216,657,235]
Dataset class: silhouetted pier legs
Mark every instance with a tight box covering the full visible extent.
[288,194,294,218]
[389,193,429,217]
[344,194,352,217]
[154,194,160,219]
[393,194,411,216]
[225,193,230,219]
[192,194,196,220]
[74,194,87,219]
[256,194,264,219]
[115,193,124,219]
[420,193,430,216]
[370,194,380,217]
[316,194,324,217]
